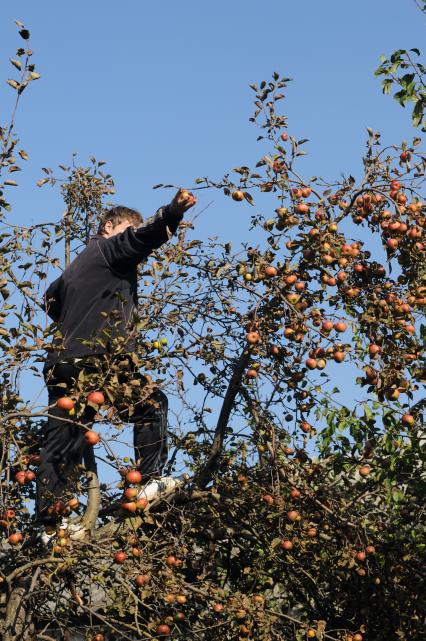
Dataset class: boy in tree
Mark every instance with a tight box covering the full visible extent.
[37,189,196,536]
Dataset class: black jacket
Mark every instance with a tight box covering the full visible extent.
[43,205,183,366]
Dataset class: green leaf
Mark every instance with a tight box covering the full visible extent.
[363,405,373,422]
[394,89,408,107]
[391,49,406,62]
[400,73,415,88]
[382,78,393,94]
[338,420,346,432]
[412,99,424,128]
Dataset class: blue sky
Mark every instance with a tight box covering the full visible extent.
[0,0,424,241]
[1,1,423,490]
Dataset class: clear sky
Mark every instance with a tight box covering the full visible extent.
[0,0,424,241]
[0,1,424,490]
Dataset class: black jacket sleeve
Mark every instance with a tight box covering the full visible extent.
[44,276,62,322]
[97,205,183,268]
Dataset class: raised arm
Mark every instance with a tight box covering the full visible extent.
[99,190,197,267]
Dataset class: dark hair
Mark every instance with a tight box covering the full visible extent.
[97,206,142,235]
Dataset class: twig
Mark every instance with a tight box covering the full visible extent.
[265,608,340,640]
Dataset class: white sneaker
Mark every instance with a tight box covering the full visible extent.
[40,517,69,547]
[40,517,86,545]
[67,520,87,541]
[137,474,189,502]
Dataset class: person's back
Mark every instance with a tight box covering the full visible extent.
[44,233,137,365]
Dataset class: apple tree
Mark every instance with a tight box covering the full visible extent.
[0,18,425,641]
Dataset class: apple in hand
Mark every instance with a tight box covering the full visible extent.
[172,188,197,214]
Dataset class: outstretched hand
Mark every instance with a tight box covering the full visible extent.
[170,188,197,216]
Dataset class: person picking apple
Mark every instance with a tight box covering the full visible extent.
[36,188,197,539]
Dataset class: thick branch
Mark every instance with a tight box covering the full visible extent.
[74,448,101,537]
[195,348,250,489]
[2,584,28,641]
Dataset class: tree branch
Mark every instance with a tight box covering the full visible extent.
[194,348,250,489]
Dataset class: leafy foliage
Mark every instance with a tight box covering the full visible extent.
[375,48,426,131]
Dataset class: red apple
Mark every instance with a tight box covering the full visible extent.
[113,550,126,564]
[87,391,105,405]
[56,397,75,411]
[295,203,309,214]
[369,344,381,357]
[232,190,244,202]
[84,430,100,445]
[281,539,293,550]
[124,487,138,500]
[156,624,171,636]
[121,501,137,513]
[386,238,399,250]
[359,465,371,477]
[334,321,347,333]
[125,470,142,484]
[287,510,299,522]
[300,421,311,433]
[246,331,260,345]
[8,532,23,545]
[333,351,345,363]
[270,344,280,357]
[135,497,149,511]
[15,471,27,485]
[264,265,277,278]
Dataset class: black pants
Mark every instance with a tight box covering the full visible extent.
[36,359,168,523]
